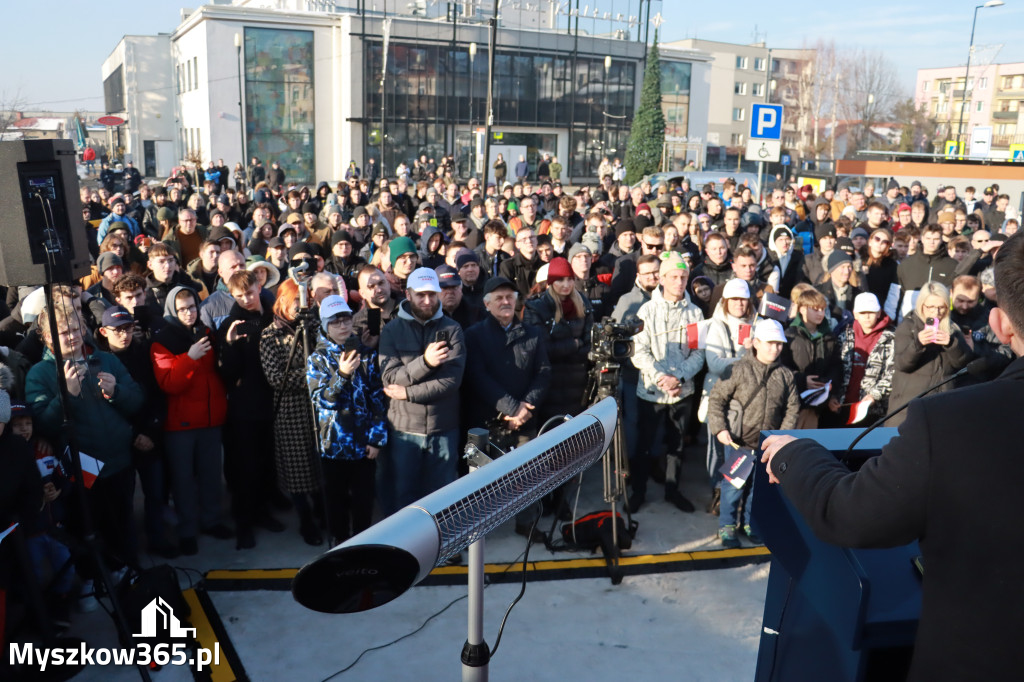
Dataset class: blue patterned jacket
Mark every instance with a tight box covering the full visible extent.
[307,334,388,460]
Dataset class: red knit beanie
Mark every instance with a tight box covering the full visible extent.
[546,257,573,281]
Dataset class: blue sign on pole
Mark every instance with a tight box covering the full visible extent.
[781,154,791,166]
[750,104,784,140]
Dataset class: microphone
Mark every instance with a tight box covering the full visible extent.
[292,398,618,614]
[845,356,988,455]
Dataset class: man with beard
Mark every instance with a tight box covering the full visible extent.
[378,268,466,513]
[352,264,399,350]
[218,270,285,549]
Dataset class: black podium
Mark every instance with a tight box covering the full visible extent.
[752,428,921,682]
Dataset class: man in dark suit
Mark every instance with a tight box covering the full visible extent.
[759,230,1024,681]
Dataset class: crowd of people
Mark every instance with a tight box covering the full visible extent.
[0,155,1018,636]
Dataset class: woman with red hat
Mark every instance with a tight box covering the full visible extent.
[523,257,594,424]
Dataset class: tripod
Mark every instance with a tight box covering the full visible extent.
[582,357,633,584]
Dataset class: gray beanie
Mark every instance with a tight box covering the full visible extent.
[0,366,13,424]
[568,242,592,261]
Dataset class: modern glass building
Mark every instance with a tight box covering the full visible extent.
[107,0,710,184]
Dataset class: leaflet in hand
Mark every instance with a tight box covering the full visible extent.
[800,381,831,407]
[719,444,755,490]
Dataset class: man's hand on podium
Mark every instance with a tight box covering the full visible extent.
[761,434,798,484]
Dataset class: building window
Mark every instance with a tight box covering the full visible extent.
[938,101,948,114]
[977,101,984,112]
[922,80,929,92]
[754,58,765,71]
[244,27,316,183]
[186,60,192,91]
[731,133,744,145]
[979,77,988,89]
[732,107,745,121]
[771,58,779,73]
[193,57,198,89]
[752,83,764,97]
[734,82,747,95]
[736,56,748,69]
[939,80,951,95]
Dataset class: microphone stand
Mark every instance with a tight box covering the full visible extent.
[845,359,982,455]
[461,428,492,682]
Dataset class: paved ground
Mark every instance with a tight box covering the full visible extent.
[50,440,772,681]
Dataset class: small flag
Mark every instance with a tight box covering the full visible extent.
[846,399,872,425]
[0,523,18,546]
[686,321,710,350]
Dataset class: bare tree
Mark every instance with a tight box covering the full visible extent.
[794,39,839,158]
[837,49,905,151]
[0,89,27,139]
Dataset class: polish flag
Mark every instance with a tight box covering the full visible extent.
[846,400,872,425]
[686,321,711,350]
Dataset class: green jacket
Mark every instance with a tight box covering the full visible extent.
[26,346,143,476]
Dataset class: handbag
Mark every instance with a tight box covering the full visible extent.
[726,366,772,439]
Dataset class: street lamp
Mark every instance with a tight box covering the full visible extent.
[469,42,477,176]
[957,0,1003,156]
[234,32,246,168]
[604,55,611,171]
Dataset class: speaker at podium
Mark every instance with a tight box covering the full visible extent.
[752,428,920,682]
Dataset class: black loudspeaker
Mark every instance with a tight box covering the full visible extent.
[0,139,92,286]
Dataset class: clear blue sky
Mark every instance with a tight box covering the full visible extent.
[4,0,1022,111]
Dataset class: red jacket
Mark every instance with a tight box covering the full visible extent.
[151,323,228,431]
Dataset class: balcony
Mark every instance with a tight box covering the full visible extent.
[992,110,1019,121]
[994,88,1024,97]
[991,134,1024,148]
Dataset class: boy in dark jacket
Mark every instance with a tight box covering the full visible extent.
[708,320,800,548]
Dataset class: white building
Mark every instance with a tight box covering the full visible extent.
[102,35,178,177]
[101,0,710,183]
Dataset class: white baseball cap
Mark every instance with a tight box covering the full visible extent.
[407,267,442,293]
[853,292,881,314]
[722,278,750,300]
[753,319,787,344]
[319,294,352,331]
[536,263,550,284]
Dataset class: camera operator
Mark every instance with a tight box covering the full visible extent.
[610,253,661,460]
[463,276,551,536]
[629,252,705,513]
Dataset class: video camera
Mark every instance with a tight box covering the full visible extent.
[588,316,643,364]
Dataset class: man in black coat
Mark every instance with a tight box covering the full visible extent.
[217,270,285,549]
[463,276,551,534]
[499,227,541,306]
[759,230,1024,682]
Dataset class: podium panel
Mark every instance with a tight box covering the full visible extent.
[752,428,920,682]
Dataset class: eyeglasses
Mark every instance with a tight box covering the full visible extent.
[872,237,891,245]
[642,242,664,250]
[105,325,135,335]
[637,269,660,278]
[176,304,198,314]
[516,236,537,243]
[922,304,946,312]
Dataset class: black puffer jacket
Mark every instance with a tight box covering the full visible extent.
[692,254,733,288]
[523,290,593,420]
[706,353,801,449]
[887,313,970,426]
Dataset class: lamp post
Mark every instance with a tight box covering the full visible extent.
[234,32,246,168]
[603,55,611,172]
[469,42,477,177]
[958,0,1003,156]
[482,0,499,187]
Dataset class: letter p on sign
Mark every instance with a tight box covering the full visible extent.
[750,104,783,140]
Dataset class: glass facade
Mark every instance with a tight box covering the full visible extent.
[244,27,316,184]
[364,41,636,179]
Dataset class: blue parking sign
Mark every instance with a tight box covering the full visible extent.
[781,154,791,166]
[750,104,783,140]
